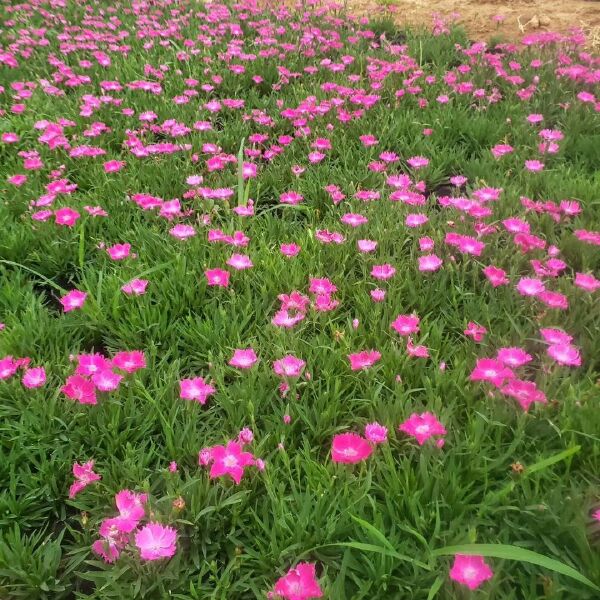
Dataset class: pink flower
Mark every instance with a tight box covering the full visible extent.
[547,344,581,366]
[371,264,396,280]
[113,489,147,531]
[449,554,493,590]
[68,460,101,498]
[574,272,600,292]
[470,358,514,387]
[525,159,544,172]
[391,314,420,336]
[229,348,258,369]
[464,322,487,342]
[209,441,256,484]
[497,347,532,368]
[112,351,146,373]
[280,191,303,205]
[76,353,110,376]
[501,379,547,411]
[516,277,545,297]
[273,562,323,600]
[62,375,97,405]
[60,290,87,312]
[482,265,509,287]
[309,278,337,295]
[539,327,572,345]
[418,254,443,272]
[22,366,46,388]
[365,422,388,444]
[121,279,148,295]
[407,156,429,169]
[348,350,381,371]
[103,160,125,173]
[54,207,80,227]
[273,355,305,378]
[357,239,377,253]
[370,288,386,302]
[280,243,301,257]
[135,523,177,561]
[106,243,131,260]
[406,337,430,358]
[227,253,253,270]
[331,433,373,464]
[169,224,196,239]
[399,412,446,445]
[179,377,216,404]
[92,369,123,392]
[205,268,230,287]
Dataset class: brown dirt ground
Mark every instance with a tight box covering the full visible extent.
[346,0,600,47]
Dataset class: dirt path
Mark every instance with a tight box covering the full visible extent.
[348,0,600,46]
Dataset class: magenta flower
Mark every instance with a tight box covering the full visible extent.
[54,207,80,227]
[501,379,547,411]
[357,239,377,253]
[227,253,253,270]
[371,264,396,280]
[68,460,101,498]
[205,268,230,287]
[92,369,123,392]
[76,353,110,376]
[135,523,177,561]
[209,441,256,484]
[496,347,532,368]
[391,314,420,336]
[418,254,443,272]
[114,489,147,531]
[449,554,493,590]
[547,344,581,366]
[273,355,305,378]
[22,366,46,388]
[106,243,131,260]
[470,358,514,387]
[169,224,196,239]
[348,350,381,371]
[399,412,446,445]
[464,322,487,342]
[60,290,87,312]
[112,351,146,373]
[121,279,149,296]
[331,433,373,464]
[365,422,388,444]
[179,377,216,404]
[229,348,258,369]
[482,265,509,287]
[272,562,323,600]
[574,272,600,292]
[516,277,545,297]
[280,243,301,257]
[62,375,97,405]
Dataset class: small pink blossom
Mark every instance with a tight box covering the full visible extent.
[205,268,230,287]
[449,554,493,590]
[135,523,177,561]
[272,562,323,600]
[399,412,446,445]
[229,348,258,369]
[60,290,87,312]
[331,433,373,464]
[365,422,388,444]
[121,279,148,295]
[348,350,381,371]
[68,460,101,498]
[22,366,46,388]
[179,377,216,404]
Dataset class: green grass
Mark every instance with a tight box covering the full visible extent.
[0,1,599,598]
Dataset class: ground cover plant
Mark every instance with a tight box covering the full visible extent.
[0,0,599,598]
